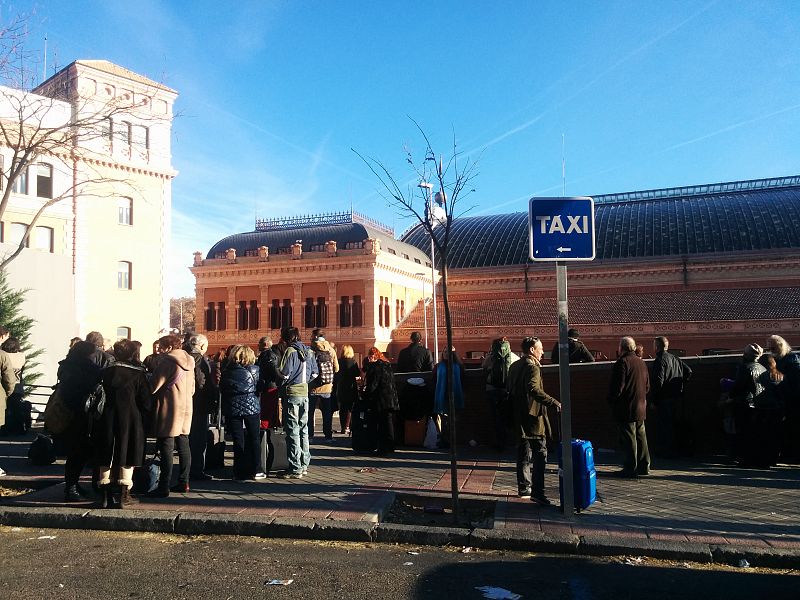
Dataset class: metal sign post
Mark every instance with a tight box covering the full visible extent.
[556,262,574,516]
[529,196,595,517]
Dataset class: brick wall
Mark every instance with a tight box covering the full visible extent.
[394,354,741,454]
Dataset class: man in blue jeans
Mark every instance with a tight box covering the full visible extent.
[277,327,318,479]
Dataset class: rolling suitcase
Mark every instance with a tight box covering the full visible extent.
[351,404,377,454]
[263,428,290,474]
[206,401,226,470]
[559,438,597,512]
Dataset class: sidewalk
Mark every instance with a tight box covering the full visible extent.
[1,427,799,567]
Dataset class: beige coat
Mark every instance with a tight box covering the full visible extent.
[151,349,195,437]
[0,350,18,428]
[309,339,339,395]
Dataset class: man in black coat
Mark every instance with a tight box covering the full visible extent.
[550,329,594,364]
[650,336,693,457]
[187,334,217,481]
[607,336,651,477]
[396,332,434,373]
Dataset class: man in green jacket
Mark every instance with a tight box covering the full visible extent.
[506,336,561,505]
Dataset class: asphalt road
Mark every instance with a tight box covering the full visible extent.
[0,526,796,600]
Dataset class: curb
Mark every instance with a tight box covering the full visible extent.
[1,506,798,568]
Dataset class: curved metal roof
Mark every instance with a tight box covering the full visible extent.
[401,178,800,268]
[207,222,430,264]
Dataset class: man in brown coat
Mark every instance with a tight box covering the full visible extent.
[607,336,651,477]
[506,336,562,505]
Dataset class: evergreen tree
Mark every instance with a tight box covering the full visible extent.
[0,269,43,390]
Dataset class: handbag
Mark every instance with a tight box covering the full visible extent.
[43,385,73,435]
[83,382,106,420]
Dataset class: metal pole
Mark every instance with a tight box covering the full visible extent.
[430,236,439,361]
[557,262,575,517]
[422,279,428,349]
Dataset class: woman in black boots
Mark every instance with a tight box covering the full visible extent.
[95,339,150,508]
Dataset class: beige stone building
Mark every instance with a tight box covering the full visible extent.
[0,61,177,382]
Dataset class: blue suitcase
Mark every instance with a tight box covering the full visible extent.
[559,439,597,511]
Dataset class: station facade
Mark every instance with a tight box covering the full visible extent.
[193,176,800,362]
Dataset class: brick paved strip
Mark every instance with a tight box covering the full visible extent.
[646,530,690,543]
[722,535,771,548]
[765,538,800,550]
[685,533,728,545]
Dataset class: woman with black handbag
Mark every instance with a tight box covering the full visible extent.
[95,339,150,508]
[220,345,261,481]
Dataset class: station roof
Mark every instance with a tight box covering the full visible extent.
[206,211,431,265]
[401,176,800,268]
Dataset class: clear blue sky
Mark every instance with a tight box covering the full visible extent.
[13,1,800,297]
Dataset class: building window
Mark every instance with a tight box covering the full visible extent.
[118,197,133,225]
[402,253,410,260]
[117,261,132,289]
[249,300,259,330]
[116,326,131,340]
[304,297,314,328]
[339,296,351,327]
[378,296,392,327]
[101,118,113,143]
[344,241,363,250]
[131,124,149,149]
[352,295,363,327]
[414,258,421,264]
[35,163,53,199]
[270,300,281,329]
[206,302,217,331]
[11,166,28,195]
[309,243,325,252]
[216,302,227,330]
[281,300,292,328]
[32,226,54,252]
[9,223,28,247]
[116,120,131,146]
[238,301,249,330]
[388,248,396,255]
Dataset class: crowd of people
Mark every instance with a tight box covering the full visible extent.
[21,326,410,508]
[1,323,797,511]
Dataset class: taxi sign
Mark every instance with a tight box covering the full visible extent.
[529,196,595,261]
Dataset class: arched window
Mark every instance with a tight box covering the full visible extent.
[116,326,131,340]
[117,261,132,289]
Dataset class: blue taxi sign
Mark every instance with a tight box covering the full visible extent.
[529,196,595,261]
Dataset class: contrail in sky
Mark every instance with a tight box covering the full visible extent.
[470,0,720,156]
[475,99,800,215]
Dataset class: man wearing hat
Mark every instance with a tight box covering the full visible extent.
[550,329,594,364]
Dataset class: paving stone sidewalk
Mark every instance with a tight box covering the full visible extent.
[1,427,799,556]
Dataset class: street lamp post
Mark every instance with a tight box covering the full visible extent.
[418,181,442,361]
[414,272,428,348]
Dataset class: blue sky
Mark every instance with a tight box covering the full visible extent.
[14,1,800,297]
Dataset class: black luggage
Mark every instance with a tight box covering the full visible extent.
[2,393,32,435]
[351,404,377,454]
[206,401,226,470]
[263,428,289,473]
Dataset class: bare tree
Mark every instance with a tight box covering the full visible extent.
[355,121,479,520]
[170,296,197,333]
[0,11,171,269]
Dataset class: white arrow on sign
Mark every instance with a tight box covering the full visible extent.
[557,246,572,252]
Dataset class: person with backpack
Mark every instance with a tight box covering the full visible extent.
[309,329,339,441]
[277,327,318,478]
[482,337,519,452]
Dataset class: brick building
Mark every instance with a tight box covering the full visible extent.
[193,175,800,361]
